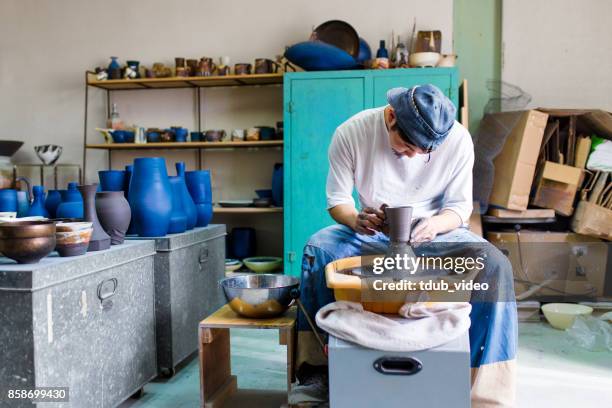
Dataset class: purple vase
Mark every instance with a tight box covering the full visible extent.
[96,191,131,245]
[78,184,111,251]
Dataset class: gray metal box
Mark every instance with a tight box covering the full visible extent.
[136,225,226,376]
[329,331,471,408]
[0,240,157,408]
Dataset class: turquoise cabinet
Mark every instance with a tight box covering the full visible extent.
[283,68,458,276]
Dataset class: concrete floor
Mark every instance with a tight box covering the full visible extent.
[120,323,612,408]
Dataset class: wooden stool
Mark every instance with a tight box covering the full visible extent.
[199,304,296,408]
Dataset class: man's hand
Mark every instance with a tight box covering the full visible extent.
[353,207,386,235]
[410,217,442,243]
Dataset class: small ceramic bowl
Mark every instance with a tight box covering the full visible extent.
[243,256,283,273]
[34,145,63,165]
[255,189,273,198]
[225,258,243,273]
[0,221,56,264]
[253,197,273,208]
[55,228,93,257]
[409,52,441,67]
[541,303,593,330]
[56,222,93,233]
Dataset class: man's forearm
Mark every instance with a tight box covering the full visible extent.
[432,209,463,234]
[329,204,359,230]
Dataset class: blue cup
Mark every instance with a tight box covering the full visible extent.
[99,170,126,191]
[147,132,161,143]
[173,127,188,142]
[0,189,18,212]
[190,131,202,142]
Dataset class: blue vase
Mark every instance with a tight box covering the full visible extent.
[272,163,283,207]
[230,227,256,259]
[168,177,187,234]
[185,170,213,227]
[108,56,120,70]
[99,170,126,192]
[124,164,137,235]
[45,190,62,218]
[175,162,197,230]
[56,182,84,219]
[0,189,18,212]
[16,191,30,217]
[27,186,49,217]
[128,157,172,237]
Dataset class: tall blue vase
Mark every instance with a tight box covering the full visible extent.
[45,190,62,218]
[272,163,283,207]
[128,157,172,237]
[175,162,197,230]
[168,177,187,234]
[99,170,126,192]
[0,189,18,213]
[124,164,137,235]
[56,182,84,219]
[16,191,30,217]
[185,170,213,227]
[27,186,49,217]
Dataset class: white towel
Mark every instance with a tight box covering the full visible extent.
[315,300,471,351]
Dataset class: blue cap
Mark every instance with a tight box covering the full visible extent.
[387,84,456,151]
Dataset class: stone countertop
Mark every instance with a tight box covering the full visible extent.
[0,240,156,292]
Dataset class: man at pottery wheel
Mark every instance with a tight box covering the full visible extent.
[295,85,517,407]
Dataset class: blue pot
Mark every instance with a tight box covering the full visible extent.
[0,189,18,212]
[16,191,29,217]
[99,170,126,192]
[284,41,359,71]
[185,170,213,227]
[229,227,256,259]
[108,56,120,71]
[27,186,49,217]
[45,190,62,218]
[128,157,172,237]
[185,170,212,204]
[168,177,187,234]
[272,163,283,207]
[175,162,197,230]
[56,183,84,219]
[173,127,188,142]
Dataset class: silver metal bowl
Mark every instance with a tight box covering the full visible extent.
[220,274,299,318]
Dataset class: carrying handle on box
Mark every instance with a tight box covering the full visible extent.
[373,357,422,376]
[198,245,209,271]
[97,278,118,301]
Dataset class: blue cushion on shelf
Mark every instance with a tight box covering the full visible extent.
[284,41,359,71]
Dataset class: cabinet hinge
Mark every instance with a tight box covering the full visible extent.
[287,101,294,113]
[288,251,296,262]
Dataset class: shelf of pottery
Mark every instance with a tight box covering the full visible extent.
[83,56,286,262]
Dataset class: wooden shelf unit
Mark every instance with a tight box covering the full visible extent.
[87,73,284,90]
[86,141,283,150]
[213,207,283,214]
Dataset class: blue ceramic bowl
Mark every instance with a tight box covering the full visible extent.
[255,189,273,198]
[123,131,135,143]
[147,132,161,143]
[285,40,359,71]
[111,130,126,143]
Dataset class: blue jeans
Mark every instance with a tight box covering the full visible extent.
[299,224,518,368]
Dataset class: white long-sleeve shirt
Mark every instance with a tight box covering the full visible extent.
[326,106,474,224]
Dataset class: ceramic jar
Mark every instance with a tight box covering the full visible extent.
[175,162,197,230]
[16,191,29,217]
[0,189,18,212]
[128,157,172,237]
[124,164,137,235]
[98,170,126,192]
[96,191,131,245]
[45,190,62,218]
[27,186,49,217]
[168,177,187,234]
[185,170,213,228]
[56,183,83,219]
[78,184,111,251]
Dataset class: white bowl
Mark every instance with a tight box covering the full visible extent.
[409,52,441,67]
[541,303,593,330]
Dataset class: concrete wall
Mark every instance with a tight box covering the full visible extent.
[502,0,612,111]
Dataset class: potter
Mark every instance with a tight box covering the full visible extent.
[297,85,517,404]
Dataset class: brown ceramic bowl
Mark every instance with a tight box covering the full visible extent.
[0,221,56,264]
[56,228,92,257]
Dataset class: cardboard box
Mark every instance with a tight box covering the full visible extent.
[488,110,549,210]
[574,136,592,169]
[531,161,583,216]
[487,231,608,299]
[572,200,612,240]
[489,208,555,218]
